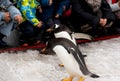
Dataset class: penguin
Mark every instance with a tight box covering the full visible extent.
[43,24,91,57]
[41,24,91,57]
[46,24,93,45]
[46,38,99,81]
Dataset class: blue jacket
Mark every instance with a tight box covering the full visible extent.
[40,0,70,22]
[16,0,40,26]
[0,0,21,36]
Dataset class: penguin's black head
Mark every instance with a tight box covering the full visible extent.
[46,24,73,34]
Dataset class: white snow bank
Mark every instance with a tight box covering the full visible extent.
[0,37,120,81]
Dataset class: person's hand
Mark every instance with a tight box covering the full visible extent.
[4,12,11,23]
[118,1,120,7]
[63,6,66,11]
[99,18,107,27]
[115,11,120,19]
[36,21,43,28]
[49,0,53,6]
[55,14,60,18]
[14,15,23,24]
[37,6,42,13]
[55,6,66,18]
[102,18,107,27]
[99,18,104,25]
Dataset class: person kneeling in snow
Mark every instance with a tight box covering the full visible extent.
[0,0,23,48]
[107,0,120,33]
[69,0,115,37]
[15,0,46,46]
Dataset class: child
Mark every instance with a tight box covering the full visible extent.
[15,0,45,46]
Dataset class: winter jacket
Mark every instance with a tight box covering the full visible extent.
[107,0,120,12]
[0,0,21,36]
[16,0,40,26]
[71,0,115,28]
[39,0,70,22]
[53,0,70,16]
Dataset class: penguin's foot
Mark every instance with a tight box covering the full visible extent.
[59,64,64,67]
[90,74,99,78]
[62,76,73,81]
[78,77,85,81]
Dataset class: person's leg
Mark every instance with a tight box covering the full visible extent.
[19,21,37,45]
[20,20,48,45]
[20,22,35,38]
[68,14,85,32]
[110,19,120,34]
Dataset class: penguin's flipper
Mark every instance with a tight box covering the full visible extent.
[72,33,93,40]
[68,48,87,74]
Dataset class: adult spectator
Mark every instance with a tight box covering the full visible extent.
[0,0,23,47]
[69,0,115,37]
[38,0,70,27]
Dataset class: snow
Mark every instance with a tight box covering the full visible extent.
[0,37,120,81]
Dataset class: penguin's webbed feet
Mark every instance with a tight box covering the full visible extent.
[90,74,99,78]
[78,77,85,81]
[62,76,73,81]
[59,64,64,67]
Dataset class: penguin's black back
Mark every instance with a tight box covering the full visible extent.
[54,24,72,34]
[47,38,78,52]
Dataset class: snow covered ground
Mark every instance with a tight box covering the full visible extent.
[0,37,120,81]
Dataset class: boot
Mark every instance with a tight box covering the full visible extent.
[0,40,7,48]
[0,33,7,48]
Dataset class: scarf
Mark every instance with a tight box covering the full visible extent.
[85,0,102,12]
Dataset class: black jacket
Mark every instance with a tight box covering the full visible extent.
[70,0,115,27]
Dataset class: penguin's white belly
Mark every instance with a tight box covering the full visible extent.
[54,31,77,45]
[53,45,83,77]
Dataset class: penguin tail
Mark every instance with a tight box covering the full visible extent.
[90,73,100,78]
